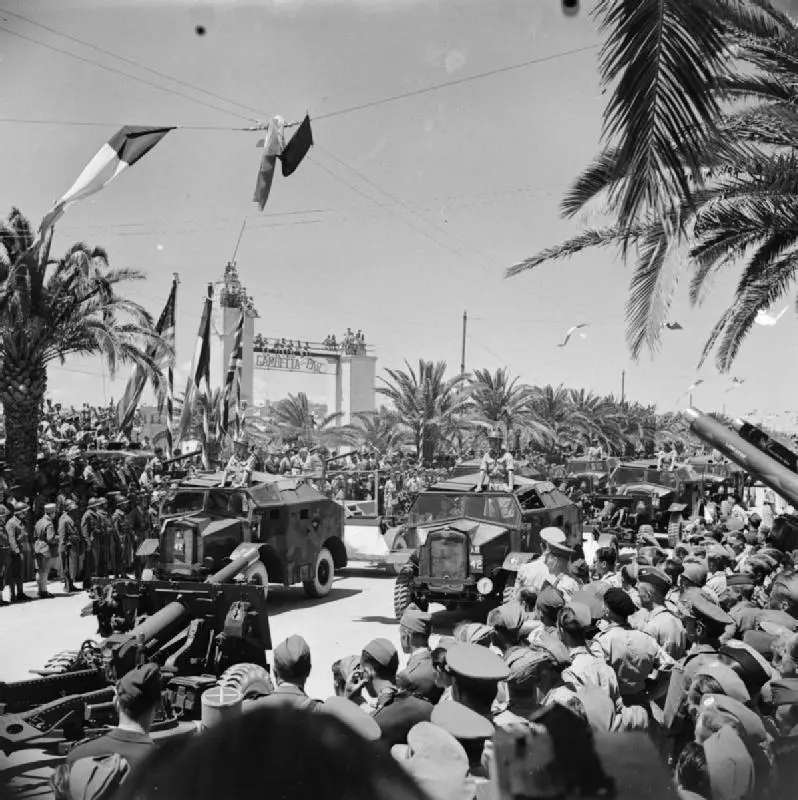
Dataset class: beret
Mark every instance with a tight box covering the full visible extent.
[489,601,526,633]
[540,527,566,548]
[769,677,798,706]
[570,590,603,621]
[322,696,381,741]
[742,630,777,661]
[274,635,311,675]
[694,662,750,703]
[362,637,398,668]
[397,660,437,699]
[726,574,755,587]
[719,640,772,689]
[532,633,572,669]
[116,663,162,709]
[446,643,509,683]
[431,700,494,741]
[704,727,755,800]
[747,512,761,523]
[681,562,708,586]
[637,566,671,593]
[535,585,565,614]
[603,587,637,618]
[453,622,493,647]
[701,694,767,743]
[688,594,733,627]
[400,607,433,636]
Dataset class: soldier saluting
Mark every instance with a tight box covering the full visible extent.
[220,436,256,488]
[475,428,514,493]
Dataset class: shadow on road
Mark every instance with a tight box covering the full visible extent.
[266,584,363,616]
[339,567,394,580]
[355,615,399,625]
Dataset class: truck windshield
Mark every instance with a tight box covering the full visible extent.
[162,491,205,516]
[612,466,679,488]
[411,493,520,527]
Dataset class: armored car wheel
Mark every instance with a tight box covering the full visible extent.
[219,663,274,700]
[394,566,414,620]
[303,547,335,598]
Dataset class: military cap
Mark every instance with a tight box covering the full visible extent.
[453,622,493,647]
[760,547,784,564]
[488,601,526,634]
[704,727,755,800]
[547,540,574,559]
[445,643,509,683]
[637,566,671,593]
[769,678,798,706]
[603,587,637,618]
[274,635,311,675]
[535,585,565,614]
[12,501,30,515]
[707,544,730,561]
[434,635,457,651]
[430,700,494,741]
[724,518,745,533]
[726,573,755,587]
[637,532,659,548]
[400,607,433,636]
[747,512,761,524]
[397,660,437,699]
[504,648,547,690]
[719,640,772,689]
[403,722,468,767]
[531,633,572,669]
[681,562,708,586]
[43,503,57,513]
[742,630,777,661]
[757,608,798,634]
[743,529,758,545]
[694,662,750,703]
[562,601,592,630]
[87,497,105,509]
[64,499,78,512]
[687,594,733,627]
[569,558,589,582]
[321,696,381,741]
[362,637,398,668]
[540,527,566,548]
[701,694,767,743]
[394,722,471,795]
[570,590,603,621]
[116,663,162,710]
[638,524,655,537]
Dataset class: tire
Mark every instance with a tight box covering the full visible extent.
[502,573,517,604]
[303,547,335,598]
[394,567,415,620]
[238,559,269,600]
[219,663,274,699]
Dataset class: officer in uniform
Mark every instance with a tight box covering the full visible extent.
[475,428,514,492]
[634,566,687,660]
[58,499,80,593]
[0,503,10,604]
[6,502,31,602]
[443,643,510,723]
[399,607,433,671]
[247,635,320,712]
[111,492,131,578]
[33,503,58,599]
[221,437,257,488]
[81,497,103,587]
[514,528,579,602]
[97,496,114,578]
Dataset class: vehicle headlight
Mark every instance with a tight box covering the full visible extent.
[652,498,660,509]
[477,577,493,595]
[469,554,484,572]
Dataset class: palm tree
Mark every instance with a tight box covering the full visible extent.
[526,384,592,456]
[338,407,409,453]
[271,392,343,449]
[377,360,471,463]
[507,0,798,371]
[0,209,164,485]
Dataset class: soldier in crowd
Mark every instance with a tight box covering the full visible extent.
[33,502,58,599]
[6,502,31,602]
[97,495,115,578]
[81,496,103,587]
[0,502,9,605]
[58,499,80,593]
[113,493,132,579]
[221,437,256,488]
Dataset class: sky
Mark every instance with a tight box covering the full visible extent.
[1,0,796,431]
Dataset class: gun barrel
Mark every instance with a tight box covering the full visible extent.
[683,407,798,506]
[130,600,189,644]
[206,551,260,584]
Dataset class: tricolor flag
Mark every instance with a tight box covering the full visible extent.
[177,285,213,468]
[117,276,177,433]
[39,126,174,237]
[221,309,246,438]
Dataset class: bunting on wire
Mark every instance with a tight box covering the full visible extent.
[117,276,177,433]
[39,126,173,238]
[253,114,313,210]
[164,276,179,458]
[221,309,246,439]
[177,285,213,469]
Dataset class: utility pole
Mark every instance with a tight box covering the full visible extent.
[461,311,467,375]
[621,370,625,404]
[689,394,693,407]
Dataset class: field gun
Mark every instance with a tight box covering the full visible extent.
[0,553,272,756]
[731,418,798,475]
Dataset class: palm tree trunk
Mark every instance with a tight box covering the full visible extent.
[1,368,45,490]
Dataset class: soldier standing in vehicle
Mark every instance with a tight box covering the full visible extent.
[33,503,58,599]
[221,437,257,488]
[58,499,80,593]
[476,428,514,492]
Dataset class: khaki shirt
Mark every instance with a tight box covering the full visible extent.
[595,623,674,697]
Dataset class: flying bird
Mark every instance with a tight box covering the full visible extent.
[755,306,788,326]
[686,379,704,393]
[725,377,745,393]
[557,323,588,348]
[665,321,683,330]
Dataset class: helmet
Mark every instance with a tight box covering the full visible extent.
[487,427,503,441]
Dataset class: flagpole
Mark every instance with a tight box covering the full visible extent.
[166,273,179,458]
[202,283,213,471]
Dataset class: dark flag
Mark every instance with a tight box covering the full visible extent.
[280,115,313,177]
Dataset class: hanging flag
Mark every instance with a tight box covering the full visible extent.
[164,275,179,458]
[221,309,245,437]
[177,285,213,448]
[253,116,285,211]
[39,126,174,237]
[280,115,313,177]
[117,276,177,432]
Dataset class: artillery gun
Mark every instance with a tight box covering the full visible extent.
[0,553,273,759]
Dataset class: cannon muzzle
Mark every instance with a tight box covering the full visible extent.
[206,548,261,585]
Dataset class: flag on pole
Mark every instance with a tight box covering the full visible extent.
[221,309,246,437]
[177,285,213,462]
[280,115,313,177]
[39,126,174,237]
[117,276,177,432]
[164,276,179,457]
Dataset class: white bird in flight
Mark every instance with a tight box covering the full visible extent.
[557,323,588,348]
[725,377,745,393]
[686,379,704,393]
[755,307,788,326]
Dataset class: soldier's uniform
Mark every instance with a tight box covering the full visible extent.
[514,527,567,597]
[0,507,9,604]
[6,504,31,602]
[634,567,687,660]
[222,440,257,488]
[58,502,80,592]
[33,504,58,598]
[96,501,114,578]
[80,498,103,586]
[112,497,132,579]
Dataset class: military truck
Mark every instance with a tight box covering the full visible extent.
[388,472,581,619]
[146,471,346,598]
